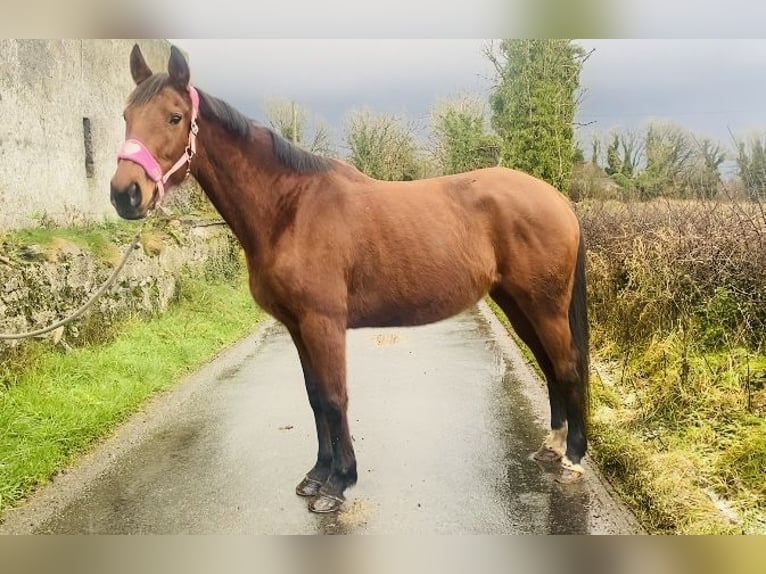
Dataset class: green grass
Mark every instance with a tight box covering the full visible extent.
[587,368,740,534]
[0,275,263,517]
[595,335,766,533]
[5,220,142,263]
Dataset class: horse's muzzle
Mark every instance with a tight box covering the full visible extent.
[110,181,145,220]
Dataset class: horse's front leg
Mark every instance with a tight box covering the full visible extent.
[297,313,357,513]
[289,328,333,498]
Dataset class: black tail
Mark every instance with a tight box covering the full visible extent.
[568,224,590,430]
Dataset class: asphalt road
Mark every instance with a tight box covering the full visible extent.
[0,303,641,534]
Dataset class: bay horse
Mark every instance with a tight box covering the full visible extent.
[110,44,590,514]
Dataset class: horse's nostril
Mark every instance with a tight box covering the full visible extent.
[128,182,142,207]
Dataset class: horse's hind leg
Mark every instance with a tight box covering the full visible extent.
[526,311,588,483]
[297,313,357,513]
[490,288,567,462]
[288,328,333,498]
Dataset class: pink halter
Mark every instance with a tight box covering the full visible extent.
[117,85,200,206]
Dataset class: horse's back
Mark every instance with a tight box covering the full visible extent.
[383,166,581,271]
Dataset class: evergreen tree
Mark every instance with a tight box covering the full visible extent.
[605,134,621,176]
[590,133,601,168]
[488,39,588,194]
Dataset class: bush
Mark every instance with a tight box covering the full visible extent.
[578,198,766,350]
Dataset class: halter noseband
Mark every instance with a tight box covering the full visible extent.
[117,85,200,206]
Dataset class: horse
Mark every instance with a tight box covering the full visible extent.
[110,44,590,514]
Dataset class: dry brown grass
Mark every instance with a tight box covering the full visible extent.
[579,198,766,350]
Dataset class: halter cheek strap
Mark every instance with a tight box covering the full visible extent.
[117,85,200,206]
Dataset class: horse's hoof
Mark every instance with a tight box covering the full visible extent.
[309,493,345,514]
[555,458,585,484]
[533,446,563,463]
[296,476,323,497]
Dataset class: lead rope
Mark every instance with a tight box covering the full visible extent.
[0,212,154,341]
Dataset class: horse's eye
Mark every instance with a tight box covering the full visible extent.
[169,113,182,125]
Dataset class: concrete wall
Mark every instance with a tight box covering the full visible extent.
[0,40,172,230]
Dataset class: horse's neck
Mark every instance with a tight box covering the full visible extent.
[190,124,283,260]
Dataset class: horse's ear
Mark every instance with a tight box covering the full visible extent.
[168,45,190,89]
[130,44,153,85]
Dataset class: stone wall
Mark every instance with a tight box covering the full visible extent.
[0,40,172,230]
[0,220,239,348]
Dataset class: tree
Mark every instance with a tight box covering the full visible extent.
[605,133,621,176]
[591,124,727,199]
[263,98,336,156]
[637,122,695,199]
[590,133,601,168]
[344,109,419,181]
[599,129,643,181]
[735,134,766,200]
[573,143,585,165]
[429,96,500,175]
[690,137,725,199]
[619,129,644,179]
[487,39,589,194]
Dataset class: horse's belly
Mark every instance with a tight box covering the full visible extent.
[347,265,495,328]
[348,300,477,328]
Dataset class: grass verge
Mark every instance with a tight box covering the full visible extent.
[587,339,765,534]
[487,298,766,534]
[0,274,263,519]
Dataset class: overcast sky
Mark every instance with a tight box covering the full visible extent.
[171,39,766,153]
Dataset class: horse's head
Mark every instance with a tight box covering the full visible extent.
[110,44,198,220]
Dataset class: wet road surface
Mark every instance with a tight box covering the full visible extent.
[1,304,641,534]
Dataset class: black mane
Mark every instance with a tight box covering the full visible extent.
[127,74,332,173]
[197,88,253,140]
[267,129,333,173]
